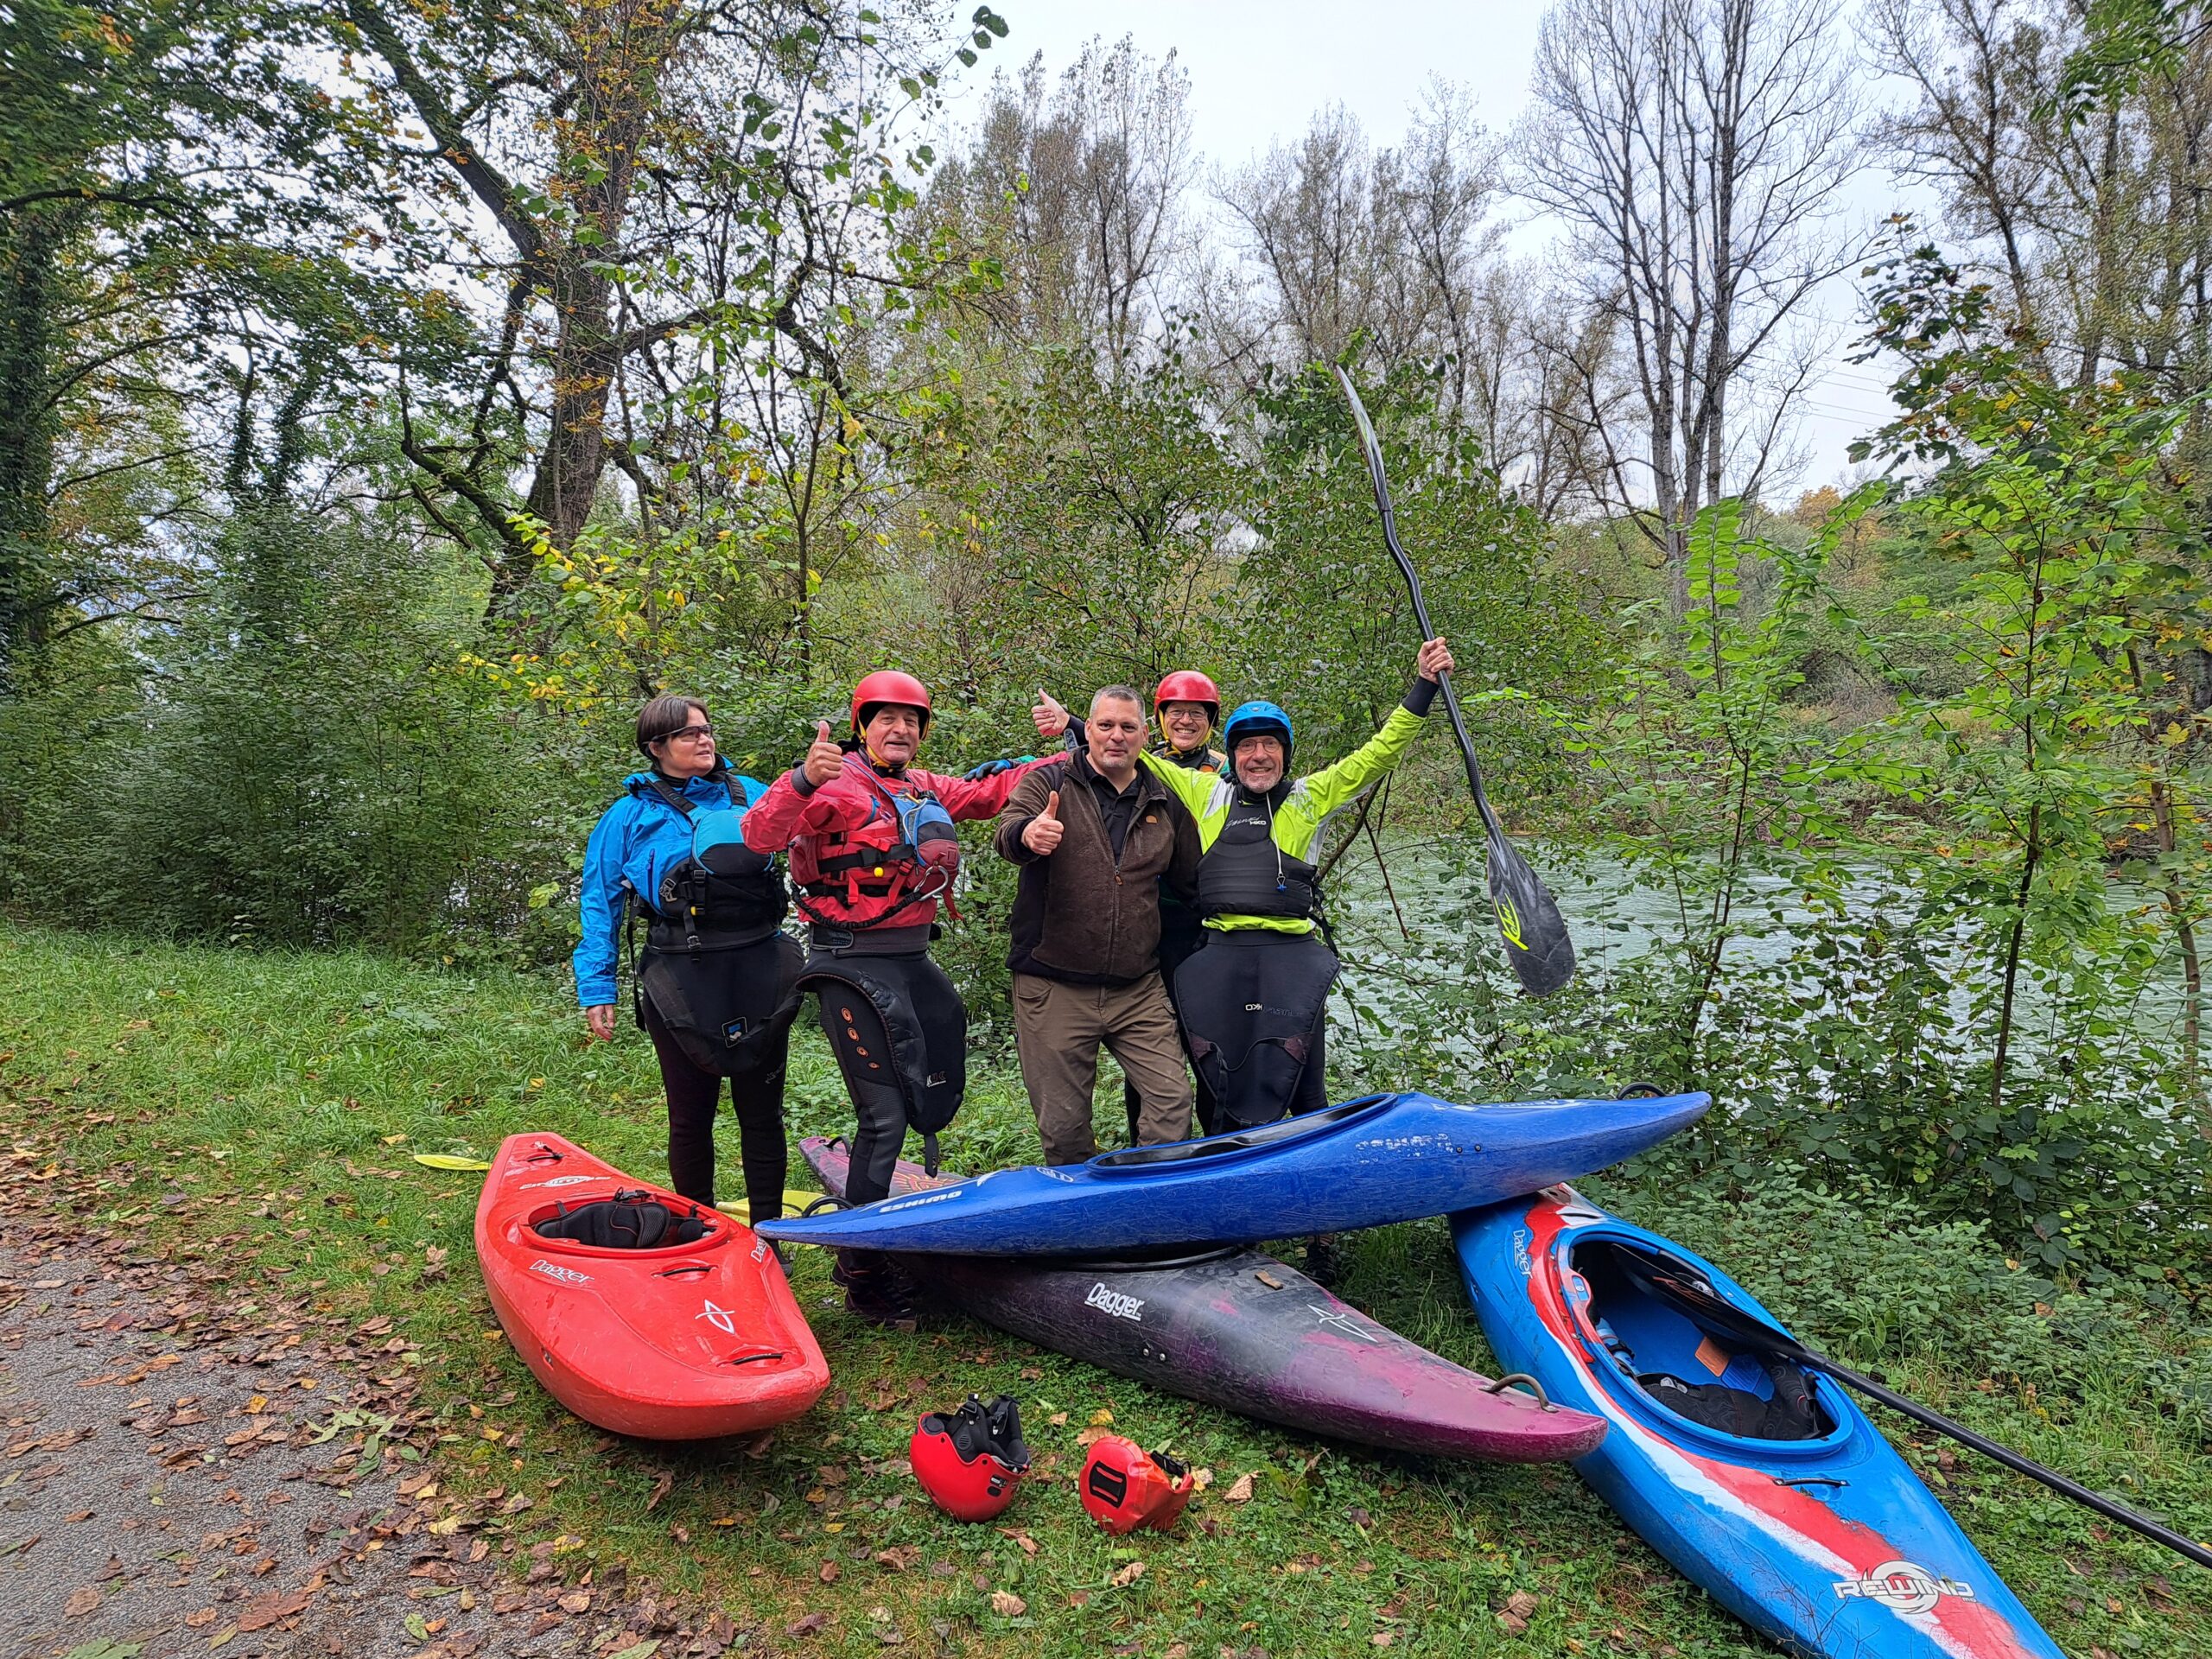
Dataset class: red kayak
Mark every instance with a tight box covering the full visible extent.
[474,1134,829,1440]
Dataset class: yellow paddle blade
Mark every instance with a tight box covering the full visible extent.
[412,1154,493,1172]
[723,1189,823,1224]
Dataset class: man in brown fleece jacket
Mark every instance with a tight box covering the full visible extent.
[995,685,1202,1163]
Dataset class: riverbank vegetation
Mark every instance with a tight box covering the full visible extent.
[7,0,2211,1282]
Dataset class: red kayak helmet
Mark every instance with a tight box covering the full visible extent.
[851,671,933,738]
[1153,671,1220,728]
[1078,1435,1195,1535]
[911,1394,1030,1522]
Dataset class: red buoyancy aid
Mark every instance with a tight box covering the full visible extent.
[747,751,1061,932]
[791,771,957,928]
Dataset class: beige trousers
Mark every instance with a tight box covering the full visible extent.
[1010,971,1194,1165]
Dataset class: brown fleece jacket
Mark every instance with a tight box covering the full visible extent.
[994,750,1200,986]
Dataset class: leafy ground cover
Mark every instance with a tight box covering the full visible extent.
[1,922,2205,1657]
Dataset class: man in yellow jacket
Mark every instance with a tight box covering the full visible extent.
[1139,637,1453,1137]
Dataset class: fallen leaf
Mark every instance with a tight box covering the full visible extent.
[1503,1591,1538,1619]
[557,1591,591,1613]
[997,1529,1039,1556]
[1224,1473,1255,1503]
[645,1469,674,1512]
[66,1586,101,1617]
[608,1643,661,1659]
[1370,1636,1395,1649]
[184,1610,218,1629]
[989,1590,1027,1618]
[819,1560,841,1583]
[1047,1412,1068,1427]
[1110,1560,1146,1587]
[786,1612,830,1637]
[1255,1270,1285,1289]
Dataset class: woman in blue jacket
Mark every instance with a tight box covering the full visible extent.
[575,696,801,1223]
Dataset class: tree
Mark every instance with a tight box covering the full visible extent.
[342,0,1007,592]
[0,0,357,688]
[1516,0,1865,607]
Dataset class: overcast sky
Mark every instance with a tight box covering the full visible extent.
[957,1,1913,493]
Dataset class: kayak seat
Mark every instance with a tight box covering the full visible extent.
[534,1195,714,1250]
[1574,1240,1829,1443]
[1090,1095,1392,1168]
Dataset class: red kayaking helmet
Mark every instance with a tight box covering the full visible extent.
[1154,671,1220,728]
[911,1394,1030,1522]
[851,671,934,738]
[1078,1435,1195,1535]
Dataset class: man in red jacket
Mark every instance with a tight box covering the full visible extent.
[742,671,1065,1327]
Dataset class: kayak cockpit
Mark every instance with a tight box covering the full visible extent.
[1569,1236,1839,1445]
[524,1191,732,1259]
[1089,1095,1395,1171]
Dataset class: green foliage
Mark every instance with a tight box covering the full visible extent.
[4,508,527,952]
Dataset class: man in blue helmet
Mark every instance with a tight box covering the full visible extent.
[1137,637,1454,1141]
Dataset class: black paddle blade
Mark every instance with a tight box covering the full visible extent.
[1487,836,1577,997]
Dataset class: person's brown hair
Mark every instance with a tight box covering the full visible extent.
[635,696,723,777]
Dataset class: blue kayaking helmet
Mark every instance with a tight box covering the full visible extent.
[1220,701,1293,777]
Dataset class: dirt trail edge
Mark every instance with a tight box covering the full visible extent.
[0,1141,747,1659]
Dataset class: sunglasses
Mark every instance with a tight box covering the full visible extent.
[656,724,715,745]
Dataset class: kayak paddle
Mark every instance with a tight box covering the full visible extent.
[1630,1254,2212,1572]
[1333,365,1576,996]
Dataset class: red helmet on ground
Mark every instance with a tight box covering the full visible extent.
[1154,671,1220,728]
[851,671,934,737]
[910,1395,1030,1522]
[1078,1435,1195,1535]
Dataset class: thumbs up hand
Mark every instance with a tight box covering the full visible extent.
[1032,687,1070,739]
[804,718,843,787]
[1021,788,1065,855]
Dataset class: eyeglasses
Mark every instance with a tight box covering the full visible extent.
[657,724,715,745]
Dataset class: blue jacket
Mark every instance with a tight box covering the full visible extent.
[574,770,772,1007]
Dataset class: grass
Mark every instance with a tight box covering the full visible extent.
[1,919,2205,1657]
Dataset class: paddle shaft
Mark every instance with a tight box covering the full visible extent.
[1335,374,1504,841]
[1647,1271,2212,1572]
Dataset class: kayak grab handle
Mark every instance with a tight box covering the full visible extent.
[1484,1372,1556,1411]
[654,1263,713,1278]
[1773,1475,1847,1490]
[721,1349,785,1367]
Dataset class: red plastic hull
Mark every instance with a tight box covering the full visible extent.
[474,1134,829,1440]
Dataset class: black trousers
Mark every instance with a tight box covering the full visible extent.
[641,993,791,1222]
[1124,903,1218,1141]
[1173,929,1338,1128]
[817,994,911,1209]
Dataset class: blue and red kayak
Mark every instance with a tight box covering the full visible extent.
[1451,1187,2063,1658]
[757,1090,1709,1257]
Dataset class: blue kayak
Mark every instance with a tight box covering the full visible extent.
[1451,1187,2063,1658]
[757,1089,1708,1256]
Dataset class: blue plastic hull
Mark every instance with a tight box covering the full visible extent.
[1451,1189,2064,1658]
[757,1090,1708,1255]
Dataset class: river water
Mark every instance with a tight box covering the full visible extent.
[1322,834,2198,1074]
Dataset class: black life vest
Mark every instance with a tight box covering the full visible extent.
[632,776,788,950]
[1195,787,1319,921]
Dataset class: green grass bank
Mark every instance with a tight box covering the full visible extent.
[1,923,2204,1657]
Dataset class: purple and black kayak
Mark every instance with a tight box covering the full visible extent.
[801,1136,1606,1464]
